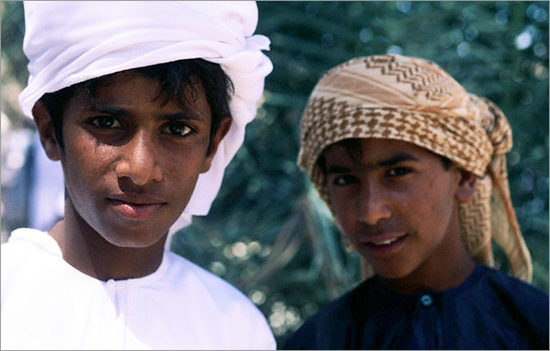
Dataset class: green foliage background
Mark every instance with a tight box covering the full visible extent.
[2,1,548,346]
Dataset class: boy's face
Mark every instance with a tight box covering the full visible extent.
[44,71,227,248]
[323,138,473,281]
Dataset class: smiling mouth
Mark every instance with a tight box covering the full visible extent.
[369,237,400,246]
[364,234,408,255]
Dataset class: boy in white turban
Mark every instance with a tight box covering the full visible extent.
[284,55,548,349]
[1,2,275,349]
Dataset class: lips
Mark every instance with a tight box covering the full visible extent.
[370,237,399,246]
[362,233,408,256]
[107,195,167,220]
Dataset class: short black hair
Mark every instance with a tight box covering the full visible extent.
[39,59,234,150]
[317,138,452,173]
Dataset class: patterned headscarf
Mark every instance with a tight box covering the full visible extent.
[298,54,532,282]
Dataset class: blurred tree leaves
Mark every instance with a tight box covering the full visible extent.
[1,1,30,128]
[2,1,548,346]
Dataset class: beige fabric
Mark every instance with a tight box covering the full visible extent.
[298,54,532,282]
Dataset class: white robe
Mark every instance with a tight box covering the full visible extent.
[1,228,276,350]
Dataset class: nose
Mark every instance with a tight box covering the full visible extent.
[357,182,392,226]
[114,131,163,186]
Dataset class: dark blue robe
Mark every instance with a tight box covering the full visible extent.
[284,264,549,350]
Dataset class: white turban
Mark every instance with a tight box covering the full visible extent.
[19,1,272,231]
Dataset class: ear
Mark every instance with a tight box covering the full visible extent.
[200,116,232,173]
[455,169,477,202]
[32,100,62,161]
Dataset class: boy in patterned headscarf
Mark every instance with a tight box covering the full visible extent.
[284,54,548,349]
[1,1,275,349]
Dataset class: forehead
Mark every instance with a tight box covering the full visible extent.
[69,71,210,113]
[323,138,440,165]
[76,70,206,108]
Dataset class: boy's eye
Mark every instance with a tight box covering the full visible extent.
[89,116,121,129]
[163,122,193,137]
[332,174,358,186]
[387,167,412,177]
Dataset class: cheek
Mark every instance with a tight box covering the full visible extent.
[404,174,446,212]
[62,155,105,204]
[163,158,203,198]
[330,193,359,237]
[62,138,115,192]
[410,184,456,234]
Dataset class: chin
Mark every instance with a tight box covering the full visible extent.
[377,271,409,280]
[368,262,413,280]
[100,227,168,249]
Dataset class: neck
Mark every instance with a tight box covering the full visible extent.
[381,251,476,295]
[49,201,167,281]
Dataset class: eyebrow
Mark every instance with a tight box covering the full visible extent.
[326,152,420,174]
[157,112,203,122]
[88,103,204,121]
[88,104,130,117]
